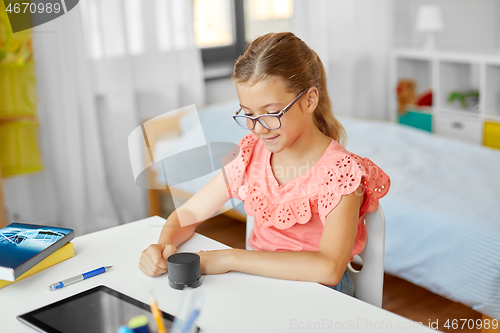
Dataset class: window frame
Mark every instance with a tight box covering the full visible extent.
[200,0,246,79]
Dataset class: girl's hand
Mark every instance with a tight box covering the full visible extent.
[139,243,178,277]
[195,249,234,275]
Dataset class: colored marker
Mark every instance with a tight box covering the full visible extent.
[128,315,151,333]
[118,325,134,333]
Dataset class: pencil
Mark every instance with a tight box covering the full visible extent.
[150,293,167,333]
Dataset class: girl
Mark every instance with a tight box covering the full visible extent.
[139,32,390,297]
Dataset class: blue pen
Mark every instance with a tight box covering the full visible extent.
[48,266,112,291]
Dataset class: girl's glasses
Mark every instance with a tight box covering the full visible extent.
[233,87,310,130]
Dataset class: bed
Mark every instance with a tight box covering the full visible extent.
[144,99,500,320]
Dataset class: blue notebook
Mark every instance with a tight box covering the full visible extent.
[0,223,74,281]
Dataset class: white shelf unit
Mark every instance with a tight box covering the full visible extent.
[485,63,500,121]
[390,48,500,145]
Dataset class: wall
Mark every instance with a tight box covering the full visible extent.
[205,77,238,105]
[395,0,500,53]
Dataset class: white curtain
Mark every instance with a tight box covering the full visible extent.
[32,0,205,235]
[293,0,394,120]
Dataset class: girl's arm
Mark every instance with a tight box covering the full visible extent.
[199,185,362,287]
[158,169,231,246]
[139,170,230,277]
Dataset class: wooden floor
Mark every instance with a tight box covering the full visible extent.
[192,213,484,332]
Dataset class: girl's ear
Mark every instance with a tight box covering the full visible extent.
[306,87,319,113]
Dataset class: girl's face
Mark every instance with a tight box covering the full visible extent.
[235,76,317,154]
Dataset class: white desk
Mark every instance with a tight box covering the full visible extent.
[0,216,435,332]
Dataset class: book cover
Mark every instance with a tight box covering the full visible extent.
[0,242,74,289]
[0,223,74,281]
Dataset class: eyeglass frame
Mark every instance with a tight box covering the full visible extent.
[233,86,311,130]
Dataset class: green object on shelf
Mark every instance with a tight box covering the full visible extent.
[447,90,479,110]
[0,120,43,177]
[398,109,432,132]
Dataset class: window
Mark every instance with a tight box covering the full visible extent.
[244,0,293,43]
[194,0,234,48]
[194,0,245,70]
[193,0,294,78]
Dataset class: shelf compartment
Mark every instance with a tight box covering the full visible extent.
[438,61,480,114]
[484,64,500,119]
[396,58,432,96]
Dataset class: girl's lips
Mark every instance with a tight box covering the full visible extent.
[262,135,279,143]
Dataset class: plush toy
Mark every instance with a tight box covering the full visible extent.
[397,79,433,114]
[416,90,432,106]
[396,79,417,114]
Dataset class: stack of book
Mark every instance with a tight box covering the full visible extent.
[0,222,75,288]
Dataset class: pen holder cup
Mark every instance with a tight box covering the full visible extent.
[167,253,202,290]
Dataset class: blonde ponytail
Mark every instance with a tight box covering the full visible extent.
[312,53,346,146]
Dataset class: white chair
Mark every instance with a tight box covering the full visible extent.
[347,205,386,308]
[245,204,386,308]
[245,215,255,251]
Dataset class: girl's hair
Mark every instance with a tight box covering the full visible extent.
[232,32,346,146]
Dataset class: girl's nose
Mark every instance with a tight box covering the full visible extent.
[253,120,271,135]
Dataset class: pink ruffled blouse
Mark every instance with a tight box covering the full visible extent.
[220,133,390,261]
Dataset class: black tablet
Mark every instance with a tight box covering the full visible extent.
[17,285,200,333]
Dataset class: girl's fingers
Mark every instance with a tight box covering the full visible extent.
[139,260,154,277]
[151,253,168,270]
[140,250,167,276]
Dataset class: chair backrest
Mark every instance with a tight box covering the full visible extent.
[245,204,386,307]
[347,204,386,307]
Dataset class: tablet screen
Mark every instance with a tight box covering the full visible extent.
[18,286,197,333]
